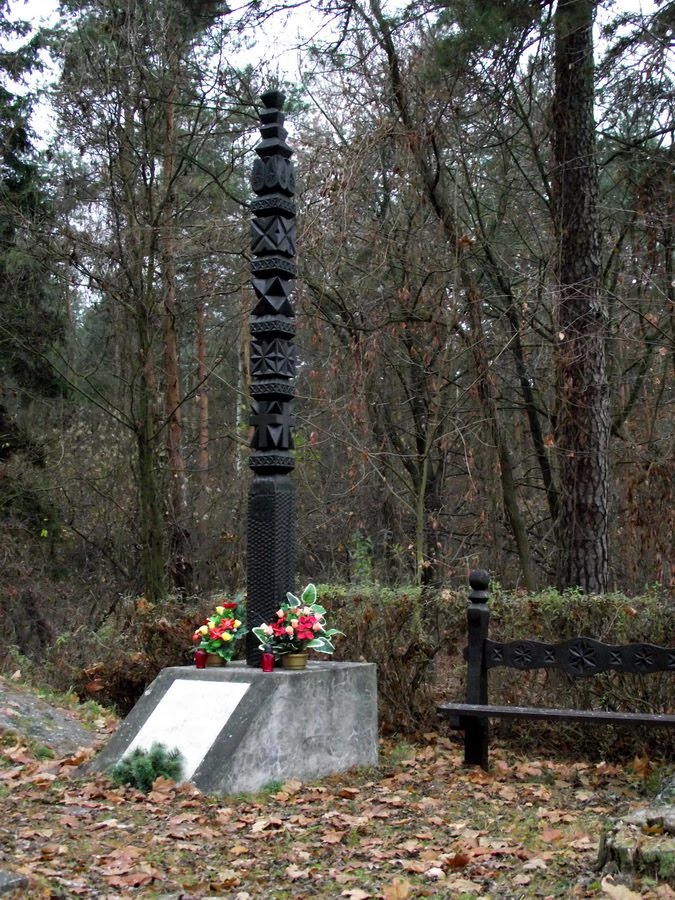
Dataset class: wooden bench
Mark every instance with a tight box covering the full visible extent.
[438,569,675,769]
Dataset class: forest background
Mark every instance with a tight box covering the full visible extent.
[0,0,673,694]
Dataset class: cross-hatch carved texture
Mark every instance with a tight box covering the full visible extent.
[246,90,297,663]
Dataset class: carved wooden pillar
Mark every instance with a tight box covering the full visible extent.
[246,90,297,665]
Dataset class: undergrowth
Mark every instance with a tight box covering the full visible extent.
[6,575,674,761]
[321,580,675,758]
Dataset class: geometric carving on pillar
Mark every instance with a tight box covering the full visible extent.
[250,338,296,378]
[251,276,295,317]
[250,398,294,451]
[251,156,296,195]
[250,318,295,339]
[251,194,295,217]
[249,380,295,400]
[251,216,296,257]
[251,255,296,278]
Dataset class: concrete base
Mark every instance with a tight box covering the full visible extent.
[89,661,378,794]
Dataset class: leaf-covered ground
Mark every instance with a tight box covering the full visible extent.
[1,727,674,899]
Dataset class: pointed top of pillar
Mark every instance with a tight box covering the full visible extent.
[261,89,285,110]
[257,90,292,159]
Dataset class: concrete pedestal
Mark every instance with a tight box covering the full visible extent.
[90,661,378,794]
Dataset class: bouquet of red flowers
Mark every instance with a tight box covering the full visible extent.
[252,584,342,657]
[191,597,247,661]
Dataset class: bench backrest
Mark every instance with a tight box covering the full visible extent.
[465,570,675,705]
[483,636,675,677]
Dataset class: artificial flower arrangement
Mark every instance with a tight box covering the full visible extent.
[191,596,247,661]
[252,583,342,658]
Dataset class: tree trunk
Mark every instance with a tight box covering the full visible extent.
[160,76,192,596]
[195,291,210,545]
[552,0,609,593]
[466,286,536,591]
[363,0,536,586]
[137,320,166,603]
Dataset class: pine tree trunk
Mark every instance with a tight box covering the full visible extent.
[137,323,166,603]
[195,292,209,544]
[160,76,192,596]
[552,0,609,593]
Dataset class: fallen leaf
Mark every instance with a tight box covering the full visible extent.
[321,830,346,844]
[338,787,361,798]
[540,828,563,842]
[397,859,427,873]
[60,748,93,767]
[230,844,249,856]
[167,813,198,826]
[148,776,176,801]
[89,818,132,831]
[252,816,283,833]
[341,891,371,900]
[3,745,34,764]
[396,839,420,854]
[216,868,241,887]
[632,756,651,779]
[601,876,642,899]
[382,877,411,900]
[40,844,66,860]
[286,864,309,880]
[523,858,548,871]
[282,778,303,793]
[105,872,154,888]
[446,878,484,893]
[498,785,518,801]
[445,852,470,869]
[570,835,596,850]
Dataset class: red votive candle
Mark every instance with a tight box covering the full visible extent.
[195,648,207,669]
[261,646,275,672]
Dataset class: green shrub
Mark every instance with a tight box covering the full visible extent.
[108,742,184,792]
[319,580,675,759]
[318,582,466,734]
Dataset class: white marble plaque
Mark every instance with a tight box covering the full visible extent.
[124,679,250,780]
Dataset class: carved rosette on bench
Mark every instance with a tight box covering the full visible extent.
[486,638,675,676]
[246,91,297,665]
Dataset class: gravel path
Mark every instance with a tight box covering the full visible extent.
[0,676,98,756]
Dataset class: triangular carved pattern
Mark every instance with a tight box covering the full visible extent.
[250,399,294,451]
[250,338,296,377]
[251,276,295,317]
[251,216,296,257]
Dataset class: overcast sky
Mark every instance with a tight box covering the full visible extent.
[6,0,660,146]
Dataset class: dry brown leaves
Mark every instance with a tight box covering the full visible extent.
[0,733,672,898]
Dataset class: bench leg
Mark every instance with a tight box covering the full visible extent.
[463,716,489,770]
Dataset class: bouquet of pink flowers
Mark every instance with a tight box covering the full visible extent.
[191,597,247,661]
[252,584,342,657]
